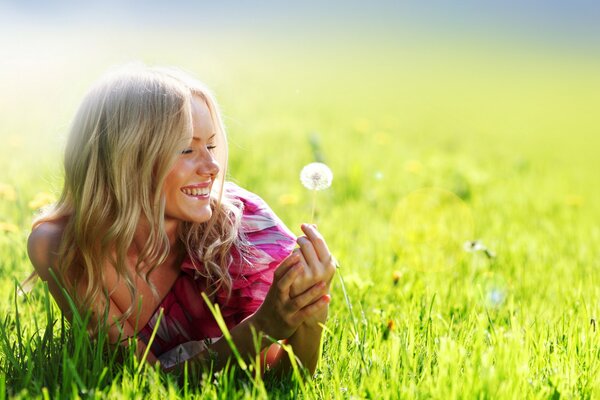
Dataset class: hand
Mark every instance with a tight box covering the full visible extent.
[252,251,330,340]
[289,224,337,298]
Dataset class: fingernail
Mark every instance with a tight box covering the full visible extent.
[312,224,318,229]
[322,294,331,304]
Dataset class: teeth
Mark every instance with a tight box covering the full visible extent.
[182,187,210,196]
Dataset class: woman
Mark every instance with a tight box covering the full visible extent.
[25,64,336,374]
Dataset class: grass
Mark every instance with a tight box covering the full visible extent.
[1,26,600,398]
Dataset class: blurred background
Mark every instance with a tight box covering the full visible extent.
[1,0,599,240]
[2,1,599,149]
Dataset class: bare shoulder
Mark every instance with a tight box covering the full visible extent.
[27,219,68,280]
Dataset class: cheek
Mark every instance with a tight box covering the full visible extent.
[164,161,188,191]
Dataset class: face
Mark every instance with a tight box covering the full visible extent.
[163,96,220,224]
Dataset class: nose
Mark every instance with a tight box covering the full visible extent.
[196,150,220,179]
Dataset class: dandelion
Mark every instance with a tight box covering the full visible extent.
[0,222,19,234]
[383,319,394,340]
[300,162,333,222]
[300,162,333,191]
[392,270,402,285]
[375,131,391,145]
[463,240,486,253]
[8,135,23,149]
[298,162,365,363]
[28,191,57,210]
[404,160,423,174]
[0,183,17,202]
[278,193,298,206]
[564,194,584,207]
[463,239,496,259]
[353,118,370,133]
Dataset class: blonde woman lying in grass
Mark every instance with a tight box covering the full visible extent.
[25,64,336,375]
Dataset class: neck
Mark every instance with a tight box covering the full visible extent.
[132,217,180,258]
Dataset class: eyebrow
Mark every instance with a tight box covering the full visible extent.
[191,134,216,142]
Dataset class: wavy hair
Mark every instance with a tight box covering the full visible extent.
[26,65,246,332]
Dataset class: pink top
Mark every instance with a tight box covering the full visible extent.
[137,183,296,368]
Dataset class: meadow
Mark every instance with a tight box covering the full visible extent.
[1,27,600,398]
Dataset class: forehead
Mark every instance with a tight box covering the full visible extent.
[187,95,215,141]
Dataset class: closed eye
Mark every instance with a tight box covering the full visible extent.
[181,145,216,155]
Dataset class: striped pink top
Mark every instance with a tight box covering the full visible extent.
[138,183,296,368]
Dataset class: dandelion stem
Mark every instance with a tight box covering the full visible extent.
[310,190,316,223]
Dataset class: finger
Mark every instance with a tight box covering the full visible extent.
[276,262,302,294]
[301,223,331,262]
[274,251,301,281]
[292,281,328,309]
[292,295,330,323]
[303,294,331,308]
[297,235,320,271]
[297,250,309,273]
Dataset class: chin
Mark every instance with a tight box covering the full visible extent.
[190,210,213,224]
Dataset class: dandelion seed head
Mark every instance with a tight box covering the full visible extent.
[463,240,486,253]
[300,162,333,191]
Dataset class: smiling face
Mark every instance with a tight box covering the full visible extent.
[163,95,220,225]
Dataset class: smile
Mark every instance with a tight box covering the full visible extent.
[181,185,211,198]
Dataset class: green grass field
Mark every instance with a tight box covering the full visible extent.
[1,27,600,398]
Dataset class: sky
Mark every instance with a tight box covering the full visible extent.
[1,0,599,52]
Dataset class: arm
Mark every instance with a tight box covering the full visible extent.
[277,224,336,375]
[267,317,326,377]
[166,252,329,373]
[27,223,158,363]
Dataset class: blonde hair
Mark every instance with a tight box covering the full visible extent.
[27,64,246,332]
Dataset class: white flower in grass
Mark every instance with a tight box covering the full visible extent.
[300,162,333,191]
[463,240,496,259]
[487,288,506,308]
[463,240,486,253]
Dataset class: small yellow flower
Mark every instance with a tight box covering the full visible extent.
[0,222,19,233]
[375,131,391,145]
[28,192,57,210]
[353,118,370,134]
[564,194,584,207]
[0,183,17,202]
[392,270,402,285]
[8,135,23,149]
[278,193,299,206]
[404,160,423,174]
[383,319,395,340]
[387,319,395,331]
